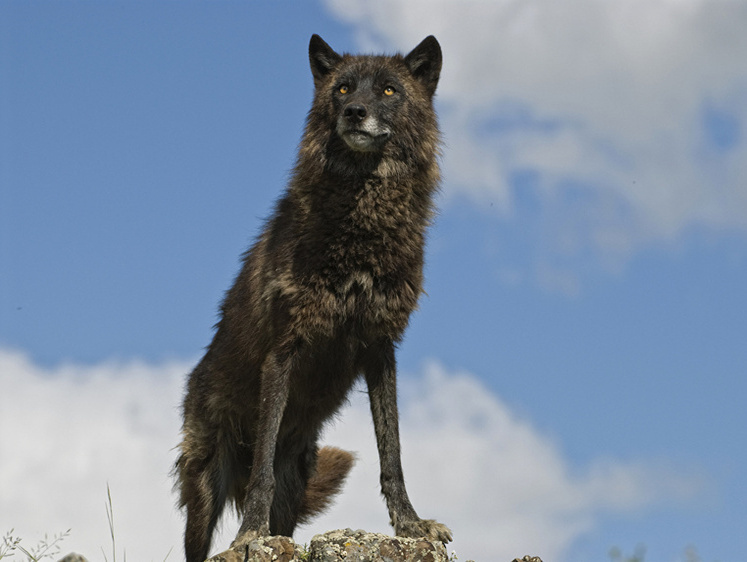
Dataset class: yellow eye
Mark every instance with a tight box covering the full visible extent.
[339,85,349,94]
[384,86,395,96]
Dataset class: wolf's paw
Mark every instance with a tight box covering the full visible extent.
[216,535,296,562]
[396,517,453,543]
[205,547,245,562]
[229,528,261,550]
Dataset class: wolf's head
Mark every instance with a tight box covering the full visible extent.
[306,35,442,165]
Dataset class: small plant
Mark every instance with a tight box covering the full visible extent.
[101,483,124,562]
[0,528,70,561]
[0,530,21,560]
[297,543,310,561]
[684,546,702,562]
[100,484,172,562]
[609,545,647,562]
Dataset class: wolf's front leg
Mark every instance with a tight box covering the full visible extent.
[363,340,452,544]
[231,347,294,548]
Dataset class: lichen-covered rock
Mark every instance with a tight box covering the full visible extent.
[205,547,245,562]
[58,531,541,562]
[57,555,88,562]
[309,528,448,562]
[206,535,299,562]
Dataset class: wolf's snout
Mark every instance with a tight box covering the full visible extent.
[343,103,367,124]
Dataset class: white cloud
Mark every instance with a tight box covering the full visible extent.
[0,349,187,561]
[0,350,700,561]
[324,0,747,267]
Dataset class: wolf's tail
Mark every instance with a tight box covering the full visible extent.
[298,446,355,524]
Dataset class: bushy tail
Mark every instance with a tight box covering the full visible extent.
[298,446,355,525]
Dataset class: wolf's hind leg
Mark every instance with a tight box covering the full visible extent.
[268,442,315,536]
[269,443,355,536]
[298,446,354,525]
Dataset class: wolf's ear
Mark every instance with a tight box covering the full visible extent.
[309,34,343,87]
[404,36,442,98]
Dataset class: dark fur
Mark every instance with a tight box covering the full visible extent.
[174,34,450,562]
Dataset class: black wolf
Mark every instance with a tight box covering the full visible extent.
[174,34,450,562]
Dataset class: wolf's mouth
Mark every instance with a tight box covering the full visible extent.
[342,129,390,151]
[346,129,389,139]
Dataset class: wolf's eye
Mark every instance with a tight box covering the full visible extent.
[383,86,395,96]
[339,85,349,94]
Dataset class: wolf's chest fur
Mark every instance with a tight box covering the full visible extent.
[268,174,425,342]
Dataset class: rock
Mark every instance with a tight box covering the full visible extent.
[309,528,448,562]
[206,535,299,562]
[204,529,448,562]
[205,548,245,562]
[57,555,89,562]
[56,530,542,562]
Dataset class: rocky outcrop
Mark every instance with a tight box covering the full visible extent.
[203,529,543,562]
[206,529,447,562]
[57,529,543,562]
[206,535,299,562]
[308,529,448,561]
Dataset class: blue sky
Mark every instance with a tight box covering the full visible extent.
[1,2,746,561]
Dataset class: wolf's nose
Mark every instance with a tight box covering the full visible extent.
[343,104,367,124]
